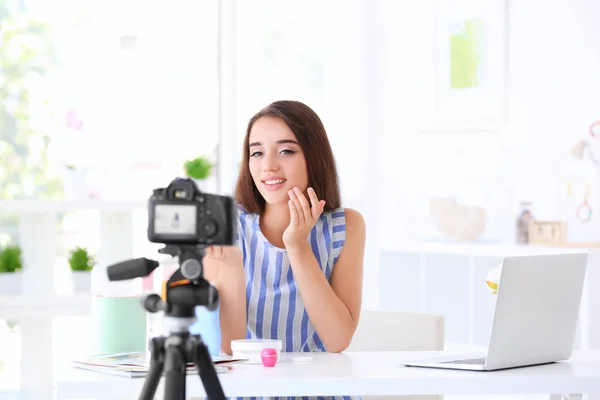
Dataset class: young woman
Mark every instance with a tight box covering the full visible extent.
[203,100,366,357]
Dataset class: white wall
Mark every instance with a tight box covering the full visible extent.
[217,0,384,308]
[323,0,383,309]
[508,0,600,242]
[216,0,600,314]
[376,0,600,246]
[377,0,600,345]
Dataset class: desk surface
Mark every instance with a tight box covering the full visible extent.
[56,350,600,399]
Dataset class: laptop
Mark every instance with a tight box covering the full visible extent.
[402,252,588,371]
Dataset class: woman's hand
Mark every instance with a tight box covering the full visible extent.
[283,187,326,250]
[202,245,243,285]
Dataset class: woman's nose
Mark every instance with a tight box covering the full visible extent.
[262,154,280,171]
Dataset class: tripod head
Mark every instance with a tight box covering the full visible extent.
[107,244,218,320]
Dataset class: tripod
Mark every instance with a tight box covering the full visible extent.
[138,293,225,400]
[107,245,226,400]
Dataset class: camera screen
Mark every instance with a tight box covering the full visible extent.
[154,204,197,236]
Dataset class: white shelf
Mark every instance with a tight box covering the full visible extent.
[0,294,92,320]
[380,240,598,257]
[0,200,147,214]
[0,391,21,400]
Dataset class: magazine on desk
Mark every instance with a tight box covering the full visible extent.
[72,351,248,378]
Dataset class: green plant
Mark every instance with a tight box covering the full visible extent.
[0,245,23,273]
[184,156,213,180]
[68,246,96,272]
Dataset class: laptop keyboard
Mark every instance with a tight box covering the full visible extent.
[440,357,486,365]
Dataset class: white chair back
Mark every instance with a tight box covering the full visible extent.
[346,310,445,400]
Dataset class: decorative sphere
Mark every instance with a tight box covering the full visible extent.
[485,265,502,294]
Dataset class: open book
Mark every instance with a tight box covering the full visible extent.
[72,351,248,378]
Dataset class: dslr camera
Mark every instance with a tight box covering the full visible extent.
[147,177,237,246]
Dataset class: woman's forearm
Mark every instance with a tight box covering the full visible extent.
[287,243,355,352]
[216,269,247,355]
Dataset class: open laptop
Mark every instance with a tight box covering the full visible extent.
[402,252,588,371]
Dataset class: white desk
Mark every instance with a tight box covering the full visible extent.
[54,351,600,399]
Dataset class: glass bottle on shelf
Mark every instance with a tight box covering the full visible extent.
[516,201,534,244]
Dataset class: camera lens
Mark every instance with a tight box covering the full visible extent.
[201,219,218,237]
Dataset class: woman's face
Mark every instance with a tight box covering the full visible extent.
[248,116,308,206]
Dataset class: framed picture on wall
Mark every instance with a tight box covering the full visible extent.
[423,0,508,131]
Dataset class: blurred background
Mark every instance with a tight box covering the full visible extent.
[1,0,600,398]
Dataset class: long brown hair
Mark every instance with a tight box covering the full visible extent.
[234,100,341,214]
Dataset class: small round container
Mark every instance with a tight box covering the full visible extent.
[261,348,278,367]
[231,339,282,364]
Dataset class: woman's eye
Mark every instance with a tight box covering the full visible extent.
[280,149,295,155]
[250,151,262,157]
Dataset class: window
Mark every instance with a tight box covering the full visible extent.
[1,1,215,202]
[0,0,220,249]
[0,2,221,382]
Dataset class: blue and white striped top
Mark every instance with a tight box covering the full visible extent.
[236,204,346,351]
[235,204,357,400]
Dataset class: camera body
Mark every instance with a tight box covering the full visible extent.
[147,177,237,246]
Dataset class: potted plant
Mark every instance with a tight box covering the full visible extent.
[68,246,96,293]
[62,164,90,201]
[183,156,213,191]
[0,244,23,294]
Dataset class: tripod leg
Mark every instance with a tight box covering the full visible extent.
[192,337,226,400]
[164,337,188,400]
[139,337,165,400]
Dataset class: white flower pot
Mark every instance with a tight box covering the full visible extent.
[63,168,89,201]
[192,178,208,192]
[192,177,217,193]
[0,272,22,294]
[72,271,92,293]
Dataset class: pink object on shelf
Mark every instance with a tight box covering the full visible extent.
[261,348,278,367]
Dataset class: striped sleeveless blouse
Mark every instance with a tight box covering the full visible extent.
[235,205,358,400]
